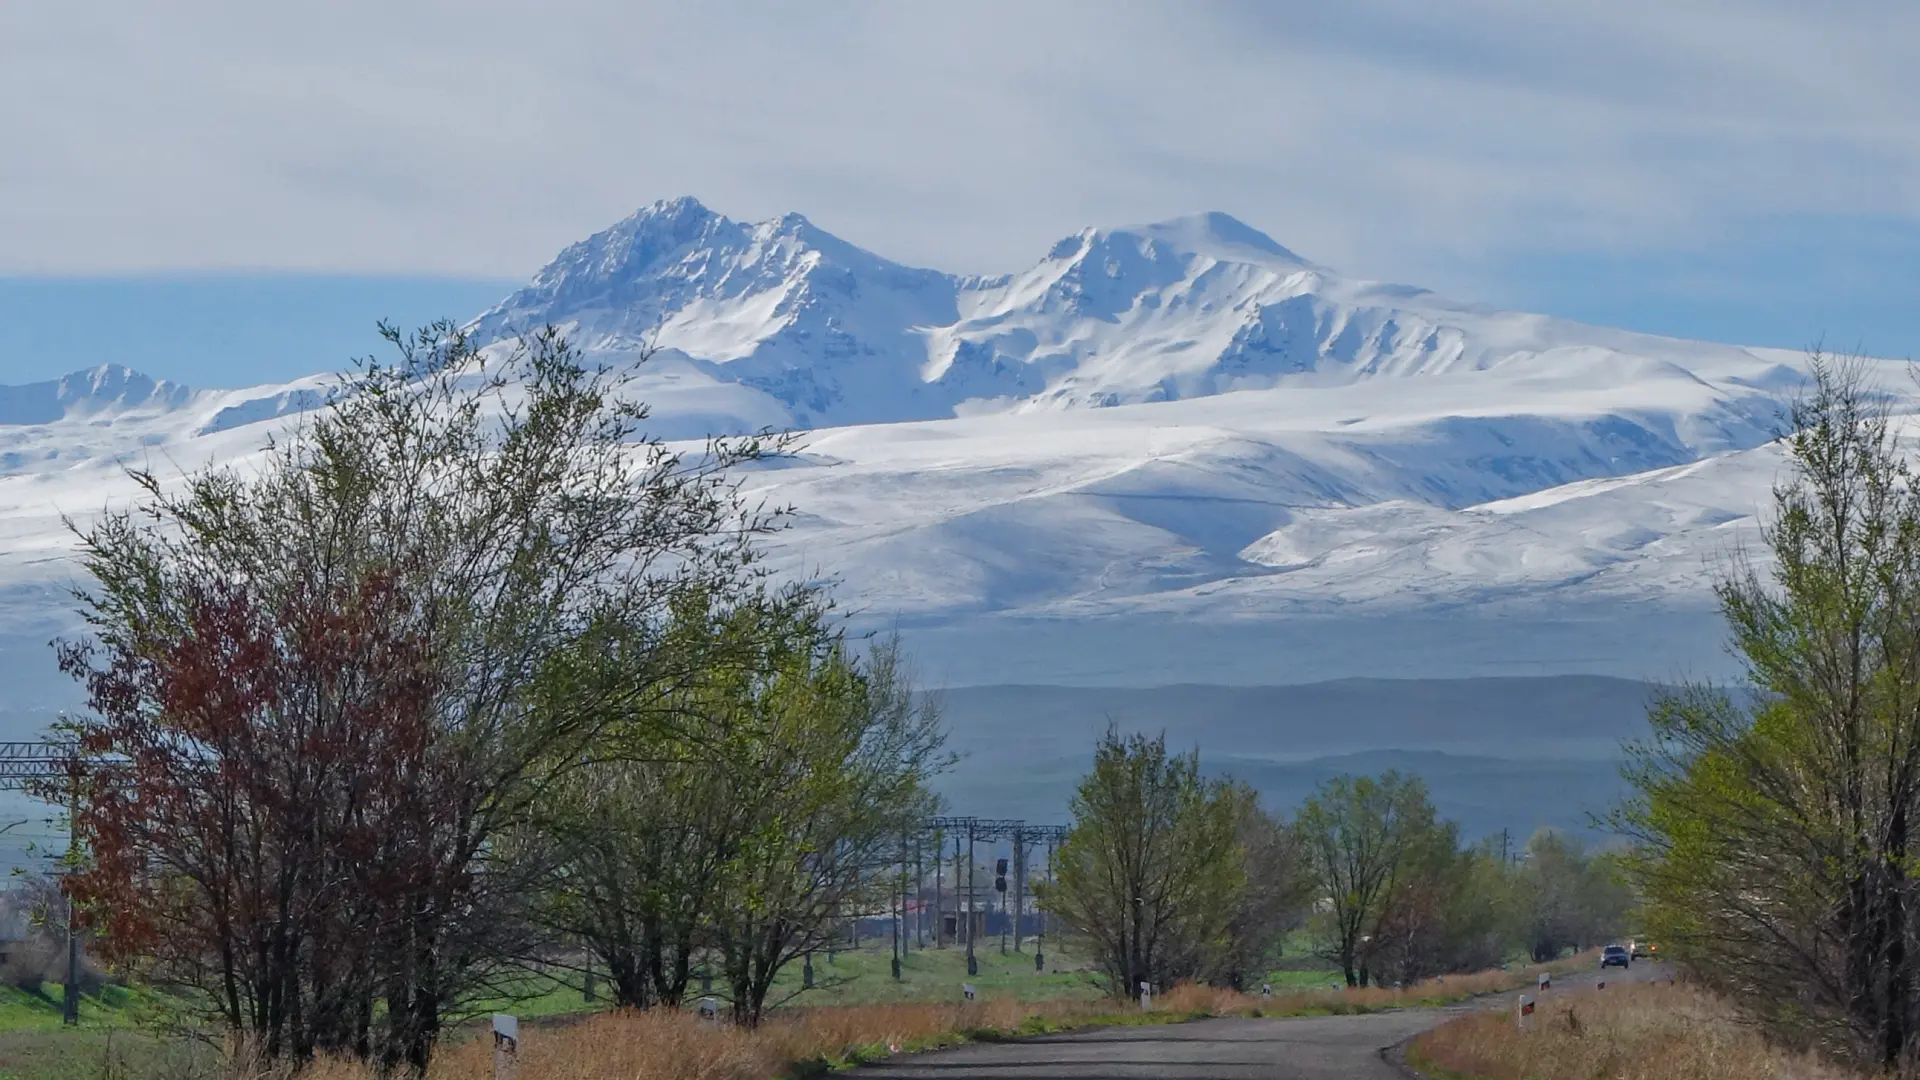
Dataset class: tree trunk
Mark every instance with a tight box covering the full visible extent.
[1881,795,1911,1068]
[608,944,649,1009]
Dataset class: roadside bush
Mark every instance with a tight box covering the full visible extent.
[1410,981,1862,1080]
[1618,357,1920,1069]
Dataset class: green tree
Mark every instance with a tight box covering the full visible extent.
[1039,730,1244,998]
[531,587,828,1011]
[1296,771,1449,987]
[1517,830,1630,961]
[1432,842,1524,975]
[1366,820,1488,986]
[705,630,946,1026]
[1619,356,1920,1068]
[1216,788,1313,991]
[58,323,777,1074]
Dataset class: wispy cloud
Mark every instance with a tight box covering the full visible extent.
[2,0,1914,299]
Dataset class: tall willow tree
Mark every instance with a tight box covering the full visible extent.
[1621,356,1920,1069]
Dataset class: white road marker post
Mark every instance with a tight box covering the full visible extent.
[1538,970,1551,992]
[1517,995,1534,1032]
[1140,980,1152,1011]
[962,983,976,1001]
[491,1014,519,1079]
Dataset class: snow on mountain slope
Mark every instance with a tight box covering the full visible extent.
[732,411,1798,686]
[468,196,959,429]
[0,368,332,478]
[0,364,192,426]
[737,384,1784,616]
[0,198,1908,699]
[465,197,1811,434]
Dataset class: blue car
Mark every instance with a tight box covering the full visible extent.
[1601,945,1630,968]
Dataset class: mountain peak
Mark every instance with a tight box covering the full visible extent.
[68,362,156,394]
[638,194,717,220]
[0,364,193,426]
[610,195,731,248]
[466,199,960,424]
[759,209,830,248]
[1118,210,1310,266]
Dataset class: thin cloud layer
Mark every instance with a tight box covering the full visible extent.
[2,0,1914,296]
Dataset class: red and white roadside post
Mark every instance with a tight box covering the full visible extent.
[1516,994,1535,1031]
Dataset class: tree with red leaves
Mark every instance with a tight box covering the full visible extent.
[58,323,779,1073]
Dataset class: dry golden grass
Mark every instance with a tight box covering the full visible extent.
[225,953,1600,1079]
[254,999,1112,1080]
[1408,980,1862,1080]
[1155,982,1258,1015]
[1013,955,1592,1024]
[1228,955,1598,1019]
[432,999,1122,1080]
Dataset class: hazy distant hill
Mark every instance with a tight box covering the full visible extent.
[929,675,1669,841]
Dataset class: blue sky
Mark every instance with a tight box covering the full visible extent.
[2,1,1915,386]
[0,276,516,388]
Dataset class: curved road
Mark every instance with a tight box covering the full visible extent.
[852,961,1669,1080]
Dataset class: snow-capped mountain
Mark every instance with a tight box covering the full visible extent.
[0,198,1901,700]
[469,197,960,428]
[0,365,193,426]
[466,199,1809,437]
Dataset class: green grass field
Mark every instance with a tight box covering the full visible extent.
[464,937,1110,1015]
[777,936,1103,1006]
[0,983,215,1080]
[0,936,1353,1078]
[767,937,1356,1006]
[0,985,147,1032]
[474,932,1354,1013]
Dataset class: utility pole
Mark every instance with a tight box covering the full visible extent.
[0,744,110,1028]
[914,837,925,949]
[965,821,977,977]
[953,829,964,952]
[916,818,1066,972]
[1000,846,1009,955]
[1036,833,1054,971]
[1011,827,1025,953]
[63,767,78,1026]
[891,846,902,979]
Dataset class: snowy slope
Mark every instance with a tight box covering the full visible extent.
[0,365,193,426]
[0,198,1905,702]
[464,198,1813,435]
[726,382,1806,685]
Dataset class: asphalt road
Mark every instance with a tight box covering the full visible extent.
[851,960,1672,1080]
